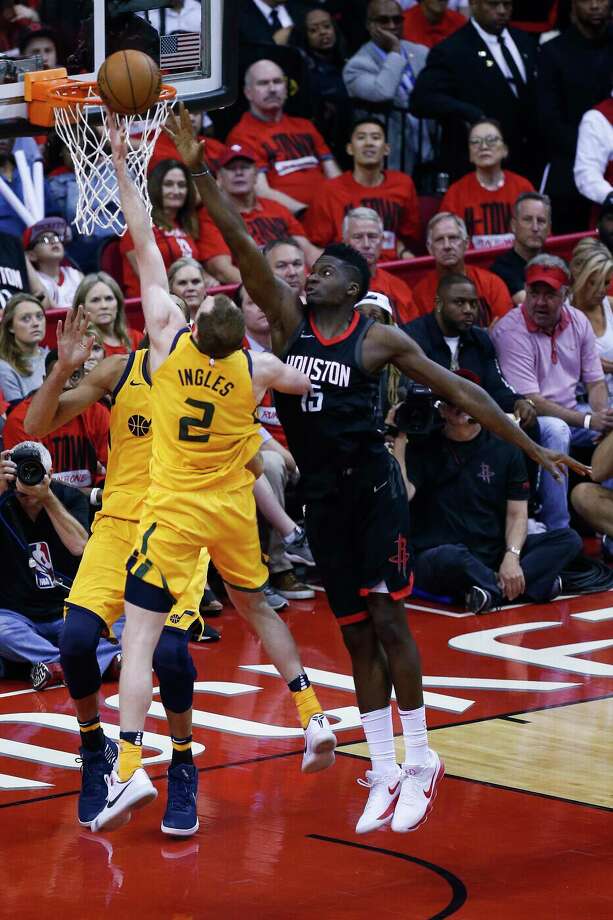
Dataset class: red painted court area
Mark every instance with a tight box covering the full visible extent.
[0,592,611,920]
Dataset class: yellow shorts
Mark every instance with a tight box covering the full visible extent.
[66,514,210,637]
[126,480,268,613]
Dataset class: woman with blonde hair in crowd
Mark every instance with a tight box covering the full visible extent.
[167,257,217,320]
[0,294,48,402]
[73,272,143,357]
[570,238,613,401]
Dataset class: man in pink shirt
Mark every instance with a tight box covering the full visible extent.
[491,255,613,529]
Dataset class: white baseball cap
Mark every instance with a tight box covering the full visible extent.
[355,291,393,317]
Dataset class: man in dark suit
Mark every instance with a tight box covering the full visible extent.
[536,0,613,234]
[409,0,541,182]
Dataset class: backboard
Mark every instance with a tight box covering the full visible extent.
[0,0,238,137]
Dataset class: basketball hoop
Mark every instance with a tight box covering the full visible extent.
[24,70,177,235]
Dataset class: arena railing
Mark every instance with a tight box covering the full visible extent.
[41,231,595,343]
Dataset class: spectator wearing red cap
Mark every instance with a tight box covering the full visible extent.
[199,144,322,284]
[412,212,512,324]
[491,254,612,530]
[23,218,83,309]
[304,118,420,261]
[402,0,465,47]
[439,119,534,250]
[342,207,418,325]
[120,158,201,298]
[226,59,341,214]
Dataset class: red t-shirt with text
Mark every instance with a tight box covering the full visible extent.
[304,170,420,261]
[120,222,201,297]
[412,265,513,326]
[199,197,307,264]
[370,267,419,325]
[227,111,333,207]
[440,171,534,249]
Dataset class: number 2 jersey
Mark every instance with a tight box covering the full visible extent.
[275,311,387,499]
[149,328,262,493]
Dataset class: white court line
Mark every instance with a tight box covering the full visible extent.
[0,688,37,699]
[571,608,613,622]
[405,603,472,619]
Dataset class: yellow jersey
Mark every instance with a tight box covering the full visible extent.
[149,329,261,492]
[100,348,152,522]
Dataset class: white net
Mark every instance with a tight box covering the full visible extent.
[52,86,174,236]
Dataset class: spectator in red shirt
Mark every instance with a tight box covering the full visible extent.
[304,117,420,261]
[120,159,201,297]
[439,119,534,250]
[73,273,142,357]
[413,212,512,324]
[264,237,306,296]
[226,59,341,213]
[403,0,465,47]
[342,207,419,324]
[4,350,109,495]
[199,144,322,284]
[150,110,227,175]
[167,256,217,321]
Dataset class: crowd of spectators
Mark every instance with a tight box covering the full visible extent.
[2,0,613,684]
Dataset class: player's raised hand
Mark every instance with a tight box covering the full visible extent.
[56,305,94,373]
[165,103,206,172]
[533,446,591,482]
[106,109,128,169]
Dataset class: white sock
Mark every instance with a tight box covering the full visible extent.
[398,705,429,767]
[360,706,397,775]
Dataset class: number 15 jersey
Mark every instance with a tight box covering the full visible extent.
[150,329,262,493]
[275,311,386,499]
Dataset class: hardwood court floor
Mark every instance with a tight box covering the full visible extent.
[0,590,611,919]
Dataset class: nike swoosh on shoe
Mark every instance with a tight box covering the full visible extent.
[106,781,133,809]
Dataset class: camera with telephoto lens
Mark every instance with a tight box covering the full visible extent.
[388,383,436,438]
[10,446,47,488]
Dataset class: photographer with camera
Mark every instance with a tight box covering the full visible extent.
[0,440,119,690]
[396,370,582,614]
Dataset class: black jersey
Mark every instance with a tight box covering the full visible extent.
[275,311,386,499]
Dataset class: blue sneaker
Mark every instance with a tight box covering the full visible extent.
[78,738,118,827]
[161,764,199,836]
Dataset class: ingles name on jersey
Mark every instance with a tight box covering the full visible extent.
[176,367,235,397]
[285,354,351,388]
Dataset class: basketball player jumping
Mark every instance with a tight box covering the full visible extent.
[91,118,336,833]
[166,104,588,835]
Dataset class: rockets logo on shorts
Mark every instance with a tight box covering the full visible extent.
[29,542,55,590]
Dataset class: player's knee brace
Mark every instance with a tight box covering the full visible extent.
[153,627,196,714]
[60,606,105,699]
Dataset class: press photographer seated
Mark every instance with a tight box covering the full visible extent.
[0,441,120,690]
[398,371,582,614]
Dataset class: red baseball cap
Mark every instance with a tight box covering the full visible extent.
[22,217,70,250]
[525,263,568,291]
[217,144,258,169]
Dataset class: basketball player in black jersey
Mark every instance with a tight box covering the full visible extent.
[167,107,587,835]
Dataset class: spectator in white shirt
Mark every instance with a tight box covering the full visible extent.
[23,218,83,310]
[139,0,202,34]
[574,95,613,208]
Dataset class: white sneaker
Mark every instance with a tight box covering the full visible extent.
[391,750,445,833]
[301,713,336,773]
[91,767,158,833]
[355,765,402,834]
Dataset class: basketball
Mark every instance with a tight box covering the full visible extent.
[97,50,162,116]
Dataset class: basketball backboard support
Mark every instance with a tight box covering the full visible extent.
[0,0,238,137]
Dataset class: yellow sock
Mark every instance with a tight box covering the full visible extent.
[292,686,323,729]
[118,740,142,782]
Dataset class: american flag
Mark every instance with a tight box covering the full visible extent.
[159,32,201,73]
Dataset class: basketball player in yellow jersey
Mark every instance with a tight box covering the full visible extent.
[25,308,210,835]
[90,120,336,833]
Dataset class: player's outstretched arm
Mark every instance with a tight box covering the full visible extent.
[107,114,184,353]
[165,105,302,347]
[250,351,310,404]
[24,307,124,436]
[369,325,590,482]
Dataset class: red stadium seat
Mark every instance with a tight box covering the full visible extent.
[97,237,125,289]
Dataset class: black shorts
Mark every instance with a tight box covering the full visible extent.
[304,452,412,627]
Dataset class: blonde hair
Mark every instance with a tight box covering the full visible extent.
[0,293,45,376]
[570,238,613,309]
[73,272,132,351]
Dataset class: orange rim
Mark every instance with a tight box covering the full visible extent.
[42,79,177,110]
